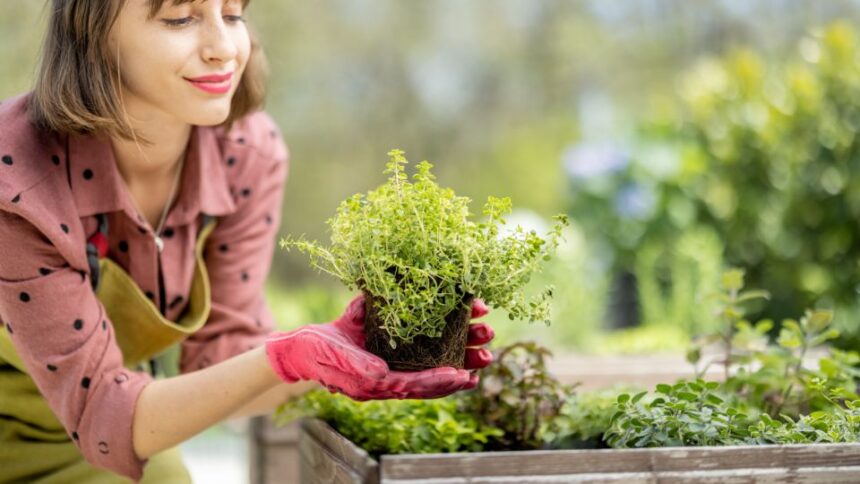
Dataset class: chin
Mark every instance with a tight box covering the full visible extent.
[187,107,232,127]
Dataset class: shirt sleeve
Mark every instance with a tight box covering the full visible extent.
[0,210,153,481]
[179,117,289,373]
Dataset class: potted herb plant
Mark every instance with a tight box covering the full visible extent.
[280,149,568,371]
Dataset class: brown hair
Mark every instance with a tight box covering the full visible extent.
[28,0,267,145]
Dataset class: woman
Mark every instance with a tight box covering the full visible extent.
[0,0,495,481]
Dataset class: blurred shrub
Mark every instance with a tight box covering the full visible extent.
[568,21,860,345]
[635,225,724,335]
[665,21,860,342]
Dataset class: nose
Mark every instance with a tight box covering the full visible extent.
[200,16,238,64]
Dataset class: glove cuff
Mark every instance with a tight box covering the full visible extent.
[264,333,302,383]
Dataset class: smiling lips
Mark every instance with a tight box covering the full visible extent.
[185,72,233,94]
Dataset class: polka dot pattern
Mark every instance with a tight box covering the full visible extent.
[0,105,289,479]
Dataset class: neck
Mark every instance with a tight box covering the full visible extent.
[109,101,192,187]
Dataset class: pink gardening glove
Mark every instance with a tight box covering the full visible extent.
[265,294,495,400]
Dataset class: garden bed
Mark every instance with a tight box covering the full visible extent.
[248,352,721,484]
[299,417,860,483]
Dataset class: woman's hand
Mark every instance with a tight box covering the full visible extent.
[264,294,495,400]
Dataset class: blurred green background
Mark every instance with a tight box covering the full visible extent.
[4,1,860,355]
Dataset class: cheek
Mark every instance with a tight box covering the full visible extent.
[118,35,185,90]
[235,32,252,68]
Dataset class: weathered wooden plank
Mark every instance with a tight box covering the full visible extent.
[299,429,369,484]
[249,417,301,484]
[258,443,302,484]
[260,415,300,444]
[377,466,860,483]
[302,419,379,478]
[379,444,860,479]
[298,418,860,483]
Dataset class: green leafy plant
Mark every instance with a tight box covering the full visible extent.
[746,384,860,444]
[606,379,758,448]
[458,342,574,450]
[688,268,860,417]
[607,268,860,449]
[280,149,568,360]
[548,386,642,448]
[275,389,502,455]
[606,378,860,448]
[687,268,772,381]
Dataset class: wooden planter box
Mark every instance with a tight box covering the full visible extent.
[249,354,728,484]
[299,418,860,483]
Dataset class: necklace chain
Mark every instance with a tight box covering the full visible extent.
[126,149,187,253]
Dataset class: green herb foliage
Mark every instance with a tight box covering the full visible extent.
[458,342,574,450]
[606,379,860,448]
[606,379,758,447]
[275,389,502,456]
[688,268,860,418]
[548,386,642,448]
[280,149,568,348]
[607,268,860,448]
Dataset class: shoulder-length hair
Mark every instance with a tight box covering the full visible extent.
[28,0,267,145]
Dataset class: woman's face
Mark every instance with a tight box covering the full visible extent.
[108,0,250,127]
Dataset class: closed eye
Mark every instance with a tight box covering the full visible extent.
[162,17,193,27]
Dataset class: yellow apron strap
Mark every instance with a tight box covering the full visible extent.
[99,217,217,368]
[0,328,26,373]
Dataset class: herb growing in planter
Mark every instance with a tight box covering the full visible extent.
[275,388,503,455]
[607,268,860,448]
[458,342,573,450]
[275,341,574,454]
[280,149,568,370]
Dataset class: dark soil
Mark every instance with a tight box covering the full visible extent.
[363,292,473,371]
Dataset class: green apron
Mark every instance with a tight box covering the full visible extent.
[0,213,218,483]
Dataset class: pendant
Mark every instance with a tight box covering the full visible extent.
[155,236,164,253]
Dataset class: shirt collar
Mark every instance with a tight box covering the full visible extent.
[67,124,236,227]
